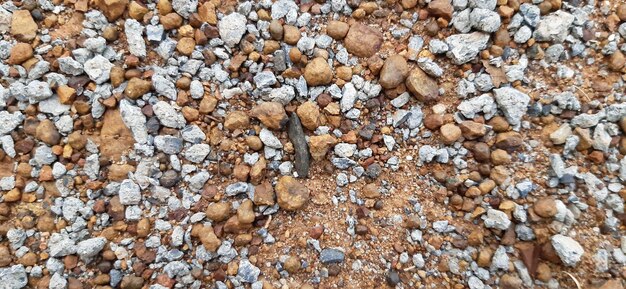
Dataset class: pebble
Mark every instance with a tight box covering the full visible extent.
[320,248,345,264]
[379,55,409,89]
[551,235,584,267]
[276,176,310,211]
[218,13,247,47]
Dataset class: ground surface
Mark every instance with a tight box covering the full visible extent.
[0,0,625,289]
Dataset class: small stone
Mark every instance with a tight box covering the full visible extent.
[283,25,301,45]
[10,10,38,41]
[379,55,409,89]
[484,209,511,230]
[445,32,490,64]
[84,55,114,84]
[35,120,61,145]
[176,37,196,56]
[304,57,332,86]
[250,102,289,130]
[288,113,310,178]
[276,176,310,211]
[218,13,247,47]
[440,123,462,144]
[224,111,250,131]
[283,256,301,273]
[309,134,337,161]
[296,102,320,131]
[344,23,383,58]
[124,78,152,99]
[533,197,557,218]
[327,21,349,40]
[320,248,345,264]
[493,87,530,127]
[428,0,454,19]
[153,101,185,128]
[56,85,76,104]
[8,43,33,65]
[119,179,141,205]
[406,68,439,102]
[125,19,147,58]
[96,0,129,21]
[533,11,574,43]
[551,234,584,267]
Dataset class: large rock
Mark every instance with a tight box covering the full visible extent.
[344,23,383,58]
[493,87,530,127]
[10,10,37,42]
[445,32,490,64]
[406,68,439,102]
[304,57,333,86]
[533,11,574,43]
[218,12,247,47]
[551,234,584,267]
[276,176,310,211]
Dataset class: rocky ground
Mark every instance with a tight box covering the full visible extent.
[0,0,625,288]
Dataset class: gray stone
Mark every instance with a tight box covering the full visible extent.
[271,0,298,20]
[119,179,141,205]
[153,101,185,128]
[533,11,574,43]
[154,135,184,154]
[469,0,496,9]
[218,13,247,47]
[260,128,282,149]
[484,209,511,230]
[119,99,149,144]
[0,265,28,289]
[551,234,584,266]
[0,111,24,135]
[320,248,345,264]
[152,74,177,100]
[514,26,532,43]
[49,272,67,289]
[470,8,501,33]
[238,259,260,283]
[172,0,197,18]
[520,3,540,27]
[417,58,443,78]
[490,246,509,271]
[493,87,530,127]
[147,24,164,42]
[124,19,147,57]
[592,124,612,152]
[445,32,490,64]
[49,233,77,257]
[184,144,211,163]
[452,9,471,33]
[76,237,107,262]
[25,80,53,103]
[84,55,114,84]
[254,71,277,88]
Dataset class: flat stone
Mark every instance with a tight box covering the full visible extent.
[288,113,310,178]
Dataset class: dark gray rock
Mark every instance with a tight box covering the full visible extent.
[287,113,310,178]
